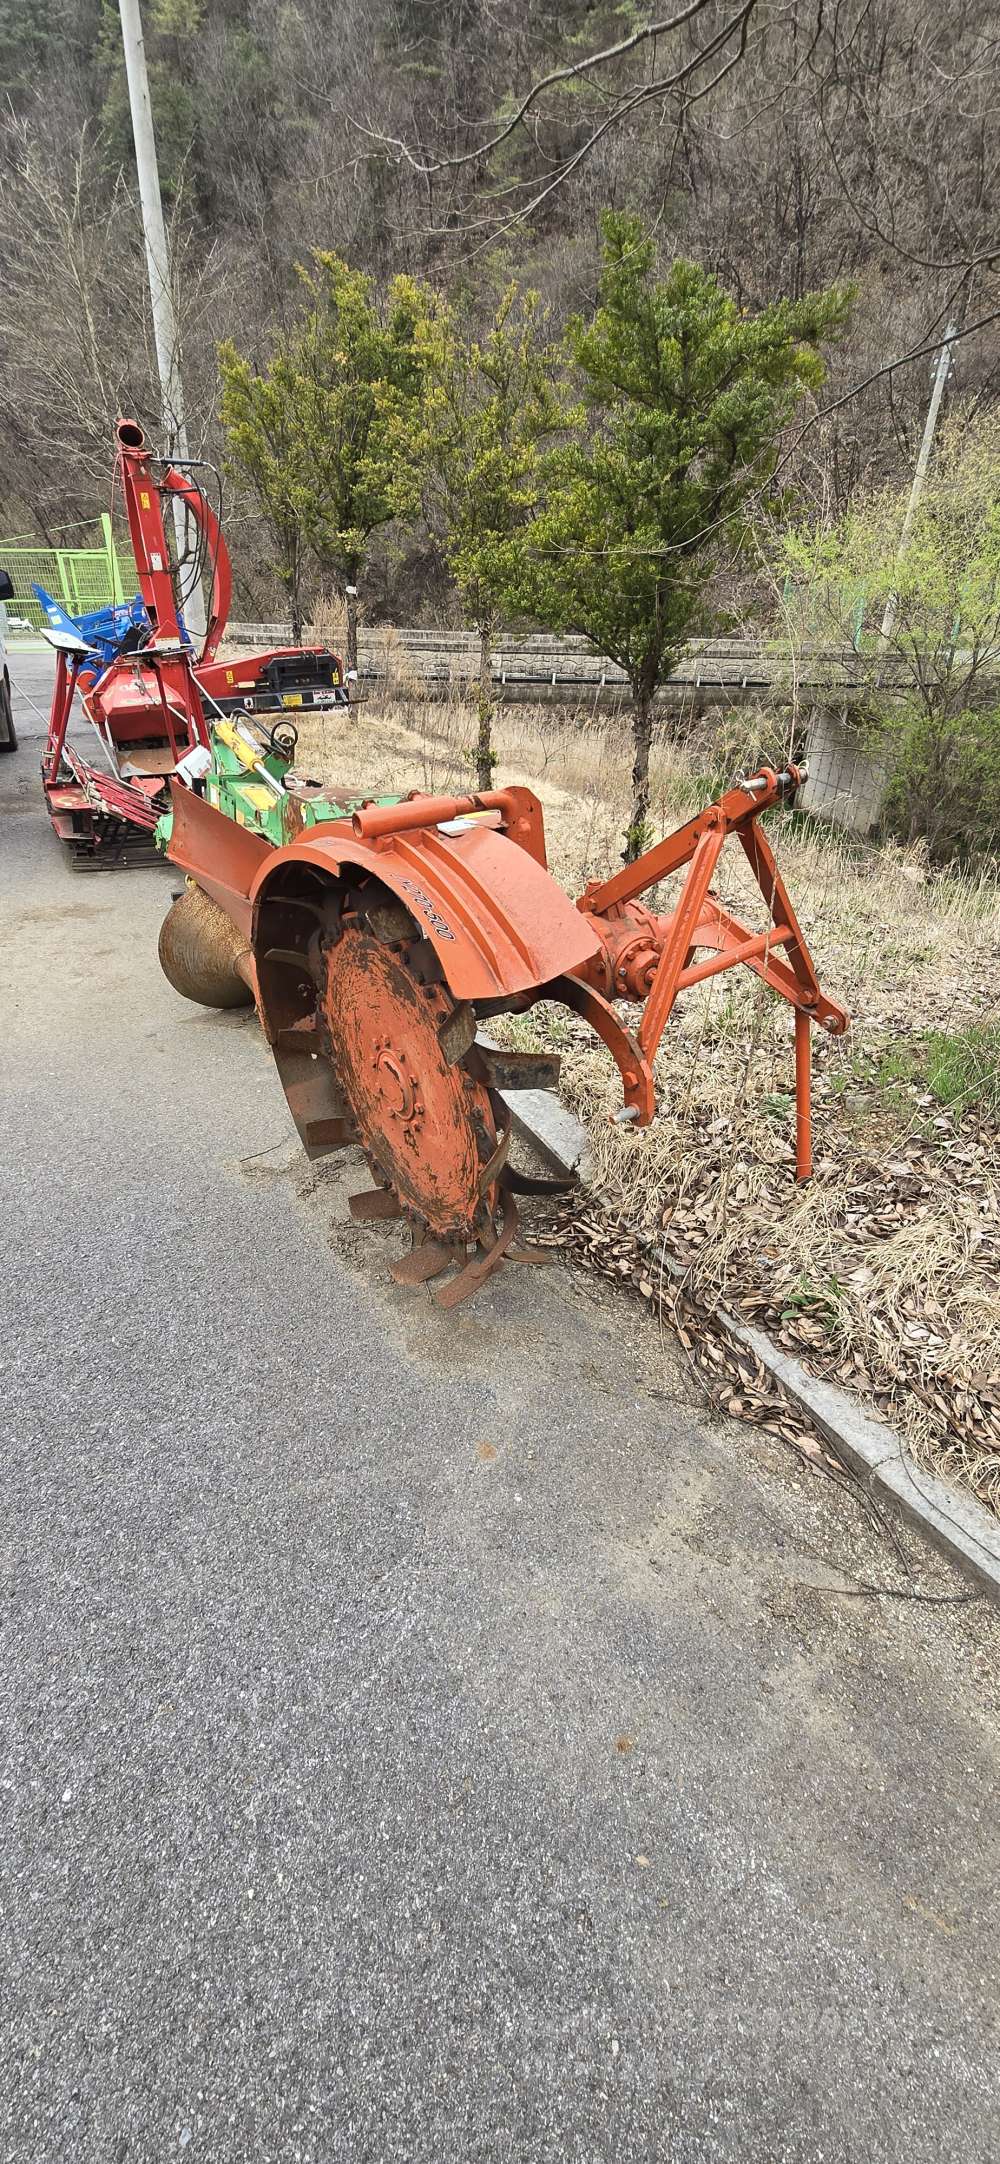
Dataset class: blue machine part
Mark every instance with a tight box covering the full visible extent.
[32,585,155,686]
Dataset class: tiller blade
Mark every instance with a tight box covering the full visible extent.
[321,894,542,1305]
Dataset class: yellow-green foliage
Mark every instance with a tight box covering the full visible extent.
[502,213,852,704]
[219,253,427,621]
[779,413,1000,857]
[404,283,570,632]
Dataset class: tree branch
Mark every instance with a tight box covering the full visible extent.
[385,0,724,178]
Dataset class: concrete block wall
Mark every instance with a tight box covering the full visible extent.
[800,707,889,835]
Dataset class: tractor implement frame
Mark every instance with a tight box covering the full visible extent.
[566,765,848,1180]
[158,749,848,1303]
[337,764,848,1183]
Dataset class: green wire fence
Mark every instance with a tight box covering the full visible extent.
[0,514,129,632]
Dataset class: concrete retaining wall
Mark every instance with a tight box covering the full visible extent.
[799,707,889,835]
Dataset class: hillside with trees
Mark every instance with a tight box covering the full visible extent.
[1,0,997,625]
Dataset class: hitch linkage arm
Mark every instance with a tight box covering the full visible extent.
[571,765,849,1179]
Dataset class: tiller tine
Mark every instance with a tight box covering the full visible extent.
[506,1240,554,1268]
[501,1166,577,1197]
[349,1187,404,1222]
[476,1045,562,1093]
[431,1191,521,1310]
[389,1230,456,1285]
[437,1001,477,1066]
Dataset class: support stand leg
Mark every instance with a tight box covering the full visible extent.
[794,1007,812,1182]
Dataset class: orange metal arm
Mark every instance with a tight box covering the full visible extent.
[555,975,656,1124]
[570,763,849,1181]
[353,787,548,867]
[578,767,801,918]
[354,789,514,839]
[737,816,820,1011]
[638,822,726,1058]
[161,461,232,663]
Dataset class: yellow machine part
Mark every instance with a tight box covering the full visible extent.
[215,718,261,770]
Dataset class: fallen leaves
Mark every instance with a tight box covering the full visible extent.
[528,1013,1000,1512]
[535,1200,842,1468]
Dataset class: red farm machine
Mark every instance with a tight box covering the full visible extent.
[40,418,348,863]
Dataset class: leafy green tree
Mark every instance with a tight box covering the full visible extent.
[219,254,425,663]
[280,253,426,672]
[218,342,311,640]
[409,284,569,787]
[778,411,1000,859]
[504,212,851,858]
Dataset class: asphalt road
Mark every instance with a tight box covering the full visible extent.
[3,652,1000,2163]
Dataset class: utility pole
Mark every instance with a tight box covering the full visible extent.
[117,0,206,640]
[879,322,957,646]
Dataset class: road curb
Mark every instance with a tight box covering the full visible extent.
[721,1313,1000,1601]
[503,1083,593,1180]
[503,1083,1000,1602]
[477,1034,593,1180]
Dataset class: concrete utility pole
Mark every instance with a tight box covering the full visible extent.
[879,322,957,646]
[117,0,206,640]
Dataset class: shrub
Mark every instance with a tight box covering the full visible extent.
[776,411,1000,863]
[877,700,1000,862]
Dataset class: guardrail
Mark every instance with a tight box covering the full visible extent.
[225,623,892,703]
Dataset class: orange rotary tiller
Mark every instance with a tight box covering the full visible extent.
[161,762,848,1304]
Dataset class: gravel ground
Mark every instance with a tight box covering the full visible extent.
[2,653,1000,2164]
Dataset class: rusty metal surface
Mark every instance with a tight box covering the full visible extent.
[476,1046,562,1093]
[157,887,254,1010]
[389,1232,456,1285]
[253,818,600,1001]
[166,783,273,939]
[431,1188,520,1310]
[349,1188,405,1222]
[312,899,541,1304]
[164,759,849,1302]
[322,924,500,1242]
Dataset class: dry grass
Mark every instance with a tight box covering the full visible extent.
[295,690,1000,1511]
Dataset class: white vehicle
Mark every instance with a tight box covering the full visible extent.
[0,568,17,752]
